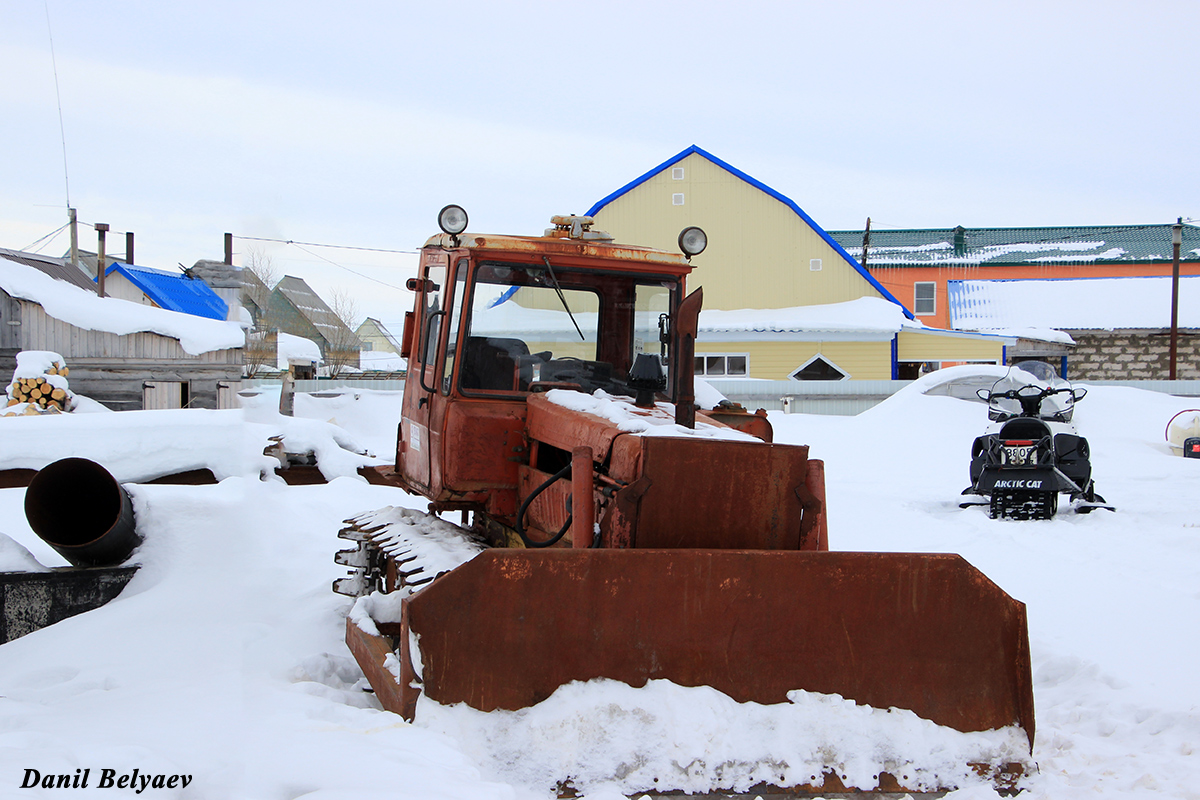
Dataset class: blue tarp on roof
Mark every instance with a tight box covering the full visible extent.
[101,263,228,320]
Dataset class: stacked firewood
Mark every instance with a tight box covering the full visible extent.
[4,353,74,416]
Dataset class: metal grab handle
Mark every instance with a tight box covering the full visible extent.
[418,310,445,394]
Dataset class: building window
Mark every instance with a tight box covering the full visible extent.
[789,355,849,381]
[693,353,749,377]
[672,167,685,180]
[914,282,936,316]
[810,258,822,271]
[672,193,685,206]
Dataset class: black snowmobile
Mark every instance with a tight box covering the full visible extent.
[961,362,1113,519]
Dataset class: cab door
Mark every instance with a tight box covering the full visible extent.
[399,252,449,492]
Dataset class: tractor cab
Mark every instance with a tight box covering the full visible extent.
[392,207,707,516]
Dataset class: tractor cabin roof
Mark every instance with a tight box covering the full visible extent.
[421,232,694,277]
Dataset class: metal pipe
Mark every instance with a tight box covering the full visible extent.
[225,232,233,265]
[24,458,141,567]
[125,231,134,265]
[95,223,109,297]
[1170,218,1183,380]
[674,287,703,429]
[571,446,594,548]
[68,207,78,268]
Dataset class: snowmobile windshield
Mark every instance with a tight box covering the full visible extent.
[985,362,1077,422]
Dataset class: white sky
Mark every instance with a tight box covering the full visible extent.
[2,1,1197,332]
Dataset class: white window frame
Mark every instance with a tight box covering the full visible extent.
[789,355,850,382]
[694,353,750,377]
[672,193,685,206]
[914,281,937,316]
[672,167,685,180]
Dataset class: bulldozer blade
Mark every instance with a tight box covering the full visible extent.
[350,548,1034,751]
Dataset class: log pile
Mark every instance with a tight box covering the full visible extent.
[4,352,75,417]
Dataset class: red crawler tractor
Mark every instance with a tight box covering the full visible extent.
[335,208,1034,795]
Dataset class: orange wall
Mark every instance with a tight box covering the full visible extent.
[870,261,1200,329]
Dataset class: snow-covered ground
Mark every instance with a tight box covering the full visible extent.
[1,376,1198,798]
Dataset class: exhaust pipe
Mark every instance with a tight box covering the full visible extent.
[24,458,141,567]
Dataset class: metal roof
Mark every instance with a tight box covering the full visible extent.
[830,224,1200,267]
[0,247,98,293]
[272,275,360,348]
[584,145,913,320]
[948,275,1200,331]
[103,263,229,320]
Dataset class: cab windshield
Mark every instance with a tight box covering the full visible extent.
[451,260,676,397]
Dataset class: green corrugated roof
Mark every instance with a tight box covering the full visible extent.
[828,223,1200,267]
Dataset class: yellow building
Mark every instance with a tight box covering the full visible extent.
[586,146,1007,379]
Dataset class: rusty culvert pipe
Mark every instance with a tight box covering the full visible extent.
[24,458,141,567]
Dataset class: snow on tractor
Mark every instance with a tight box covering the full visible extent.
[334,207,1035,795]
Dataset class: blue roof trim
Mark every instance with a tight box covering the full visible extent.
[101,263,229,320]
[586,145,915,320]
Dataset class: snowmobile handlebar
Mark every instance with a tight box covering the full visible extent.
[976,384,1087,418]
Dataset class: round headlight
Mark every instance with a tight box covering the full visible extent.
[678,226,707,258]
[438,205,469,236]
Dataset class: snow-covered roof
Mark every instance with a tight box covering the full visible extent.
[831,223,1200,267]
[699,296,920,336]
[359,350,407,372]
[103,262,229,320]
[948,276,1200,332]
[0,251,245,354]
[277,332,322,368]
[0,246,97,293]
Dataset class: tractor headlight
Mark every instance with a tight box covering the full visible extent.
[678,226,707,258]
[438,205,469,236]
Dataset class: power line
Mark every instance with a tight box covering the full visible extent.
[235,234,418,256]
[287,241,411,292]
[43,0,70,208]
[234,234,417,293]
[23,221,70,253]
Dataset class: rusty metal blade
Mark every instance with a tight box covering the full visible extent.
[395,549,1033,746]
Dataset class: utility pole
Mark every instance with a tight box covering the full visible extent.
[68,208,79,268]
[1169,217,1183,379]
[861,217,872,269]
[95,223,109,297]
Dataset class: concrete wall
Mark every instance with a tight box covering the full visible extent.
[1067,331,1200,380]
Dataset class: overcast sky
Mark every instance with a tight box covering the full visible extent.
[3,1,1196,330]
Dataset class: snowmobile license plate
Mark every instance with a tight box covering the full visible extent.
[1003,443,1036,466]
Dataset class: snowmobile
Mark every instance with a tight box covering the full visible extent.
[962,361,1113,519]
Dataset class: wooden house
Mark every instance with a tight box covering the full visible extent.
[0,248,243,410]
